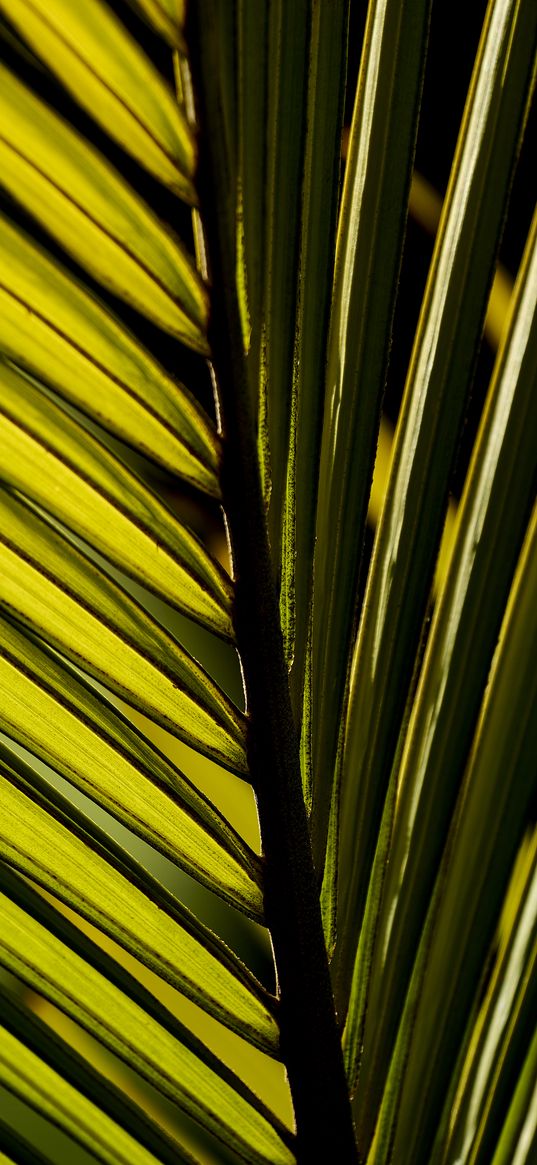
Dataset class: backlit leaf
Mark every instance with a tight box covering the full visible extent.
[0,63,207,345]
[0,615,260,919]
[0,746,278,1053]
[0,989,197,1165]
[346,202,537,1146]
[309,0,431,881]
[0,216,217,490]
[332,0,537,1016]
[0,362,232,639]
[0,875,293,1165]
[0,490,247,774]
[0,0,196,199]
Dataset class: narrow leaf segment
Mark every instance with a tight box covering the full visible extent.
[0,490,247,774]
[333,0,537,1017]
[0,989,198,1165]
[0,63,208,346]
[0,362,233,640]
[0,614,261,919]
[346,202,537,1147]
[309,0,431,887]
[0,216,218,491]
[0,0,196,199]
[0,877,294,1165]
[0,745,278,1055]
[367,503,537,1164]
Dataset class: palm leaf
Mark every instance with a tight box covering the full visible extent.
[0,363,231,636]
[0,0,195,196]
[0,1,534,1162]
[0,867,291,1165]
[0,216,216,487]
[1,985,198,1165]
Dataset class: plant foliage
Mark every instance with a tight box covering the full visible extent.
[0,1,535,1162]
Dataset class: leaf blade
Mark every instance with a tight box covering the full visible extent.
[0,362,232,640]
[0,989,198,1165]
[0,614,261,919]
[280,0,350,714]
[435,833,537,1165]
[346,199,537,1146]
[0,63,208,345]
[0,489,247,774]
[0,216,217,490]
[333,0,537,1014]
[309,0,431,874]
[0,879,294,1165]
[0,0,196,198]
[366,502,537,1164]
[0,746,279,1054]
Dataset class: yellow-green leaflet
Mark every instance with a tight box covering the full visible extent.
[0,215,217,491]
[0,894,293,1165]
[0,1021,192,1165]
[0,0,195,199]
[0,615,261,918]
[2,983,199,1164]
[0,363,232,639]
[0,773,278,1053]
[0,490,248,775]
[0,64,207,345]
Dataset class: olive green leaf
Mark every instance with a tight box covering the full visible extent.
[332,0,537,1012]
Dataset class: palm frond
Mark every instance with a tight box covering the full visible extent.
[0,0,534,1162]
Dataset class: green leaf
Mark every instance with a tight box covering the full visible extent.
[345,201,537,1145]
[309,0,431,873]
[0,1117,51,1165]
[0,875,294,1165]
[365,502,537,1164]
[0,216,217,490]
[0,489,247,774]
[434,832,537,1165]
[280,0,349,711]
[0,614,261,919]
[0,988,198,1165]
[491,1028,537,1165]
[0,745,278,1054]
[261,0,309,563]
[0,0,196,200]
[237,0,268,394]
[0,63,207,345]
[1,0,535,1158]
[0,362,232,640]
[332,0,537,1012]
